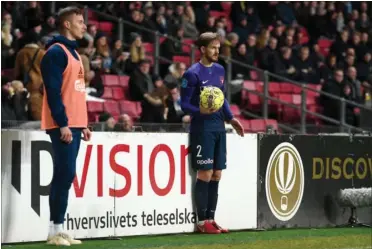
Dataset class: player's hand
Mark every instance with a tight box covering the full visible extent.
[82,128,92,142]
[200,105,217,115]
[229,118,244,137]
[60,126,73,144]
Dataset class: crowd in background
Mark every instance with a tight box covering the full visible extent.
[1,1,372,129]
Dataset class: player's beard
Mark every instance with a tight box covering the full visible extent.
[206,53,219,63]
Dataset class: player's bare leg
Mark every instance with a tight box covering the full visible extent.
[208,170,229,233]
[195,170,221,234]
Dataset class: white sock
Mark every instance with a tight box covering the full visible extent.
[48,221,54,237]
[54,224,63,234]
[198,220,205,225]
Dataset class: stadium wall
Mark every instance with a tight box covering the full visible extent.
[257,134,372,229]
[1,131,258,243]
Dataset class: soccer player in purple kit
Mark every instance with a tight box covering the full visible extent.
[180,32,244,234]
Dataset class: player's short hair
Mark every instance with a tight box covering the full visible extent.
[197,32,219,50]
[57,6,83,30]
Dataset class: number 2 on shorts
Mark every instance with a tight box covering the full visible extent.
[196,145,202,158]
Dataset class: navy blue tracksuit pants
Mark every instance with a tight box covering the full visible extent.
[48,128,82,224]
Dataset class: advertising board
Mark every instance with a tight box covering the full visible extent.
[1,131,258,243]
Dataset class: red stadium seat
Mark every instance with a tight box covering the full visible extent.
[236,117,251,132]
[250,119,266,132]
[280,83,293,93]
[143,43,154,53]
[112,87,125,100]
[173,56,191,67]
[102,75,119,86]
[87,9,97,21]
[318,39,333,57]
[230,104,241,116]
[209,10,228,18]
[99,22,113,33]
[269,82,280,95]
[87,101,103,113]
[306,84,322,97]
[101,87,113,99]
[292,85,302,94]
[250,70,260,81]
[159,36,167,44]
[119,100,141,118]
[243,80,257,91]
[119,76,130,87]
[265,119,279,131]
[88,20,99,27]
[104,101,120,116]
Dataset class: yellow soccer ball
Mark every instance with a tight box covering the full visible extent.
[200,86,225,111]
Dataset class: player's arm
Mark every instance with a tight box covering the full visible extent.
[40,46,69,128]
[180,70,200,115]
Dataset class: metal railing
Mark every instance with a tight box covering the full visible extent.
[63,3,372,134]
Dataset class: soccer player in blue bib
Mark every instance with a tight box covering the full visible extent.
[180,32,244,234]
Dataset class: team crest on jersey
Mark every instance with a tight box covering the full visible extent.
[181,78,188,88]
[220,76,224,84]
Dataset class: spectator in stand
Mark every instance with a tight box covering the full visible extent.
[129,59,152,101]
[164,82,190,128]
[78,38,103,98]
[142,2,157,43]
[232,43,250,80]
[14,30,45,121]
[97,112,116,131]
[155,13,168,35]
[1,23,16,69]
[245,5,261,34]
[93,33,112,74]
[232,15,249,44]
[358,12,370,33]
[320,54,338,84]
[141,74,168,124]
[259,37,278,72]
[339,54,356,73]
[182,5,199,39]
[111,40,130,76]
[330,29,349,61]
[271,20,286,42]
[321,69,361,126]
[345,66,363,102]
[274,47,298,81]
[349,32,364,62]
[41,15,56,37]
[125,9,143,44]
[276,2,297,26]
[1,77,29,123]
[164,62,186,87]
[296,46,318,84]
[256,28,271,50]
[199,15,217,34]
[160,25,185,61]
[356,52,372,89]
[246,34,257,65]
[114,114,134,132]
[127,32,145,74]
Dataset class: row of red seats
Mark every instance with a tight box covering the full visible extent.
[87,100,142,122]
[241,81,323,124]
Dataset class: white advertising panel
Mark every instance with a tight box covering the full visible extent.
[1,131,257,243]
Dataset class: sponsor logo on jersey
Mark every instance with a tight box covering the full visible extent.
[265,142,304,221]
[75,79,86,93]
[197,158,214,165]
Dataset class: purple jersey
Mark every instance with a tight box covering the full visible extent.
[180,62,233,132]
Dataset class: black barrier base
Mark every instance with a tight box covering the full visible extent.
[336,208,372,228]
